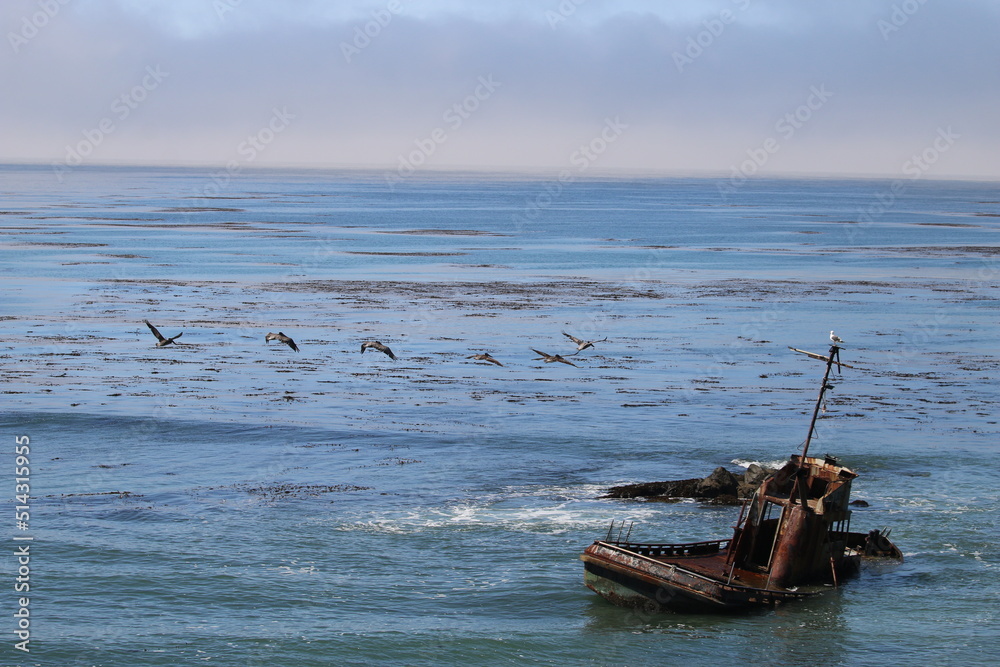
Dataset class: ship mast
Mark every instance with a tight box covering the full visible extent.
[786,343,860,457]
[783,343,849,512]
[801,344,839,460]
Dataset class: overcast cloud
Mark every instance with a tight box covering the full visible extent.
[2,0,997,178]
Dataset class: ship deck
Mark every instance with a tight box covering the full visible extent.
[599,541,777,590]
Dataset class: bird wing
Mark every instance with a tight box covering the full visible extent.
[530,348,549,358]
[285,337,299,352]
[365,341,395,358]
[562,332,584,345]
[144,320,165,342]
[555,356,578,367]
[469,352,502,366]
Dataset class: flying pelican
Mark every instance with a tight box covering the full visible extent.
[265,331,299,352]
[830,331,844,345]
[144,320,183,347]
[467,352,503,366]
[361,340,396,360]
[562,331,608,354]
[531,348,578,367]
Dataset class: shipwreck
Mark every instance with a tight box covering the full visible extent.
[581,343,902,613]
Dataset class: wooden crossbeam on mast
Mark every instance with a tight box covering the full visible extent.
[789,344,854,461]
[787,347,860,370]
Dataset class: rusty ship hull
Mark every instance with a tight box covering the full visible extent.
[582,539,818,613]
[583,345,903,613]
[582,455,902,613]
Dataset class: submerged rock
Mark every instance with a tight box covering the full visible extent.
[602,464,777,504]
[601,478,701,500]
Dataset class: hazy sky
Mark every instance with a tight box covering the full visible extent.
[2,0,998,179]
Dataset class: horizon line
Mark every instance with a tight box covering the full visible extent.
[2,159,998,184]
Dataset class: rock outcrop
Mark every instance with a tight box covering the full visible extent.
[601,463,777,505]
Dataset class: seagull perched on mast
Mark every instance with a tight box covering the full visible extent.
[143,320,183,347]
[531,348,578,367]
[830,330,844,345]
[562,331,607,354]
[265,331,299,352]
[467,352,503,366]
[361,340,396,360]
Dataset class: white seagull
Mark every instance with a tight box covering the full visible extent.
[829,330,844,345]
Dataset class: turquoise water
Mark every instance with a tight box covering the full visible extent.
[2,165,998,666]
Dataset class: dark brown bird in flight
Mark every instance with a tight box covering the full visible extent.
[467,352,503,366]
[531,348,578,367]
[144,320,183,347]
[265,332,299,352]
[361,340,396,360]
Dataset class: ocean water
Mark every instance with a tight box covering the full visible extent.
[1,165,998,666]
